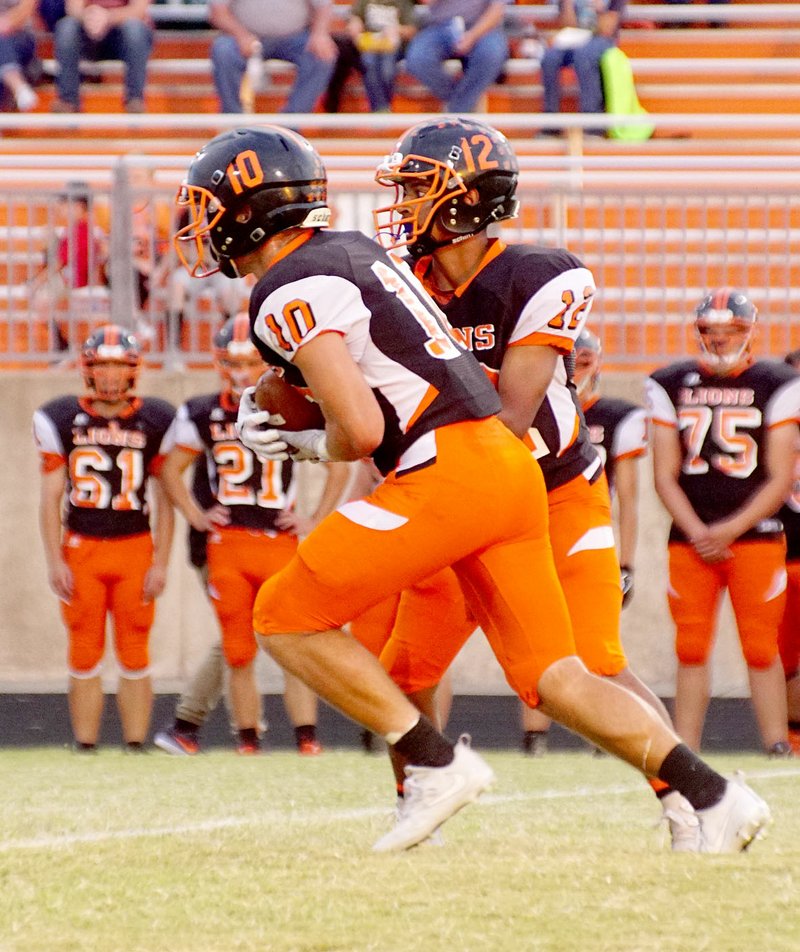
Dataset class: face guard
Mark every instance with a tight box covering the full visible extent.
[374,152,468,256]
[81,327,141,402]
[174,183,235,279]
[694,290,757,376]
[215,345,265,398]
[573,347,602,401]
[695,315,755,376]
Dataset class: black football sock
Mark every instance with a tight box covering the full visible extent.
[238,727,259,746]
[391,715,453,768]
[294,724,317,747]
[789,720,800,732]
[657,743,727,811]
[175,718,200,737]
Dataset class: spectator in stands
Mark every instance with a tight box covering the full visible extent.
[51,0,154,113]
[0,0,39,112]
[37,0,65,31]
[403,0,509,113]
[347,0,417,112]
[209,0,337,114]
[31,182,108,352]
[540,0,626,137]
[322,30,363,113]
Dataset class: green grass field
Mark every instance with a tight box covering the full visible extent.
[0,748,797,952]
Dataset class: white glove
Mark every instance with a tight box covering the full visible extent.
[282,429,330,463]
[235,387,290,460]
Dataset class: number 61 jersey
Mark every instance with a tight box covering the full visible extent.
[33,395,175,537]
[646,358,800,541]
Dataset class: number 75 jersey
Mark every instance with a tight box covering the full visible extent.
[646,358,800,535]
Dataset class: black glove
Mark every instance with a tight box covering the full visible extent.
[620,565,634,608]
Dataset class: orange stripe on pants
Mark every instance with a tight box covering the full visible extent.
[253,418,575,706]
[668,539,787,668]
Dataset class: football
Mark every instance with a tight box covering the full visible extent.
[253,369,325,430]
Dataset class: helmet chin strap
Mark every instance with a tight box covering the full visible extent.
[219,256,241,279]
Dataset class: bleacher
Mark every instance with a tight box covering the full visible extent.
[1,1,799,366]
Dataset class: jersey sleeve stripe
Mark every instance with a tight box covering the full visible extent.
[509,330,573,353]
[406,383,440,431]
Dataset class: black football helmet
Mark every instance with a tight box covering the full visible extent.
[174,125,331,279]
[573,327,602,401]
[80,324,141,401]
[213,313,265,398]
[374,117,519,258]
[694,288,757,375]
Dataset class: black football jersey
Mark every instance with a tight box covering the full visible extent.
[583,395,647,494]
[33,395,175,538]
[248,230,500,476]
[647,359,800,542]
[165,392,296,532]
[421,241,601,491]
[779,457,800,562]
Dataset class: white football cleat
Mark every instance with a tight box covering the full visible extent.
[660,791,702,853]
[372,735,495,852]
[696,772,772,853]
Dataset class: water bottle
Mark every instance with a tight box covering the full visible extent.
[246,40,264,94]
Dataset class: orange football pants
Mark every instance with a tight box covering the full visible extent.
[254,418,576,707]
[668,539,787,668]
[61,531,155,676]
[354,469,625,694]
[206,526,298,668]
[778,559,800,679]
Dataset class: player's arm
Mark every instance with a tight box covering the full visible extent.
[159,445,228,533]
[614,454,639,571]
[277,460,355,536]
[39,464,72,601]
[143,476,174,603]
[496,343,558,439]
[293,333,385,461]
[706,421,799,551]
[650,421,724,557]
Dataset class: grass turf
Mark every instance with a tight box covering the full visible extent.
[0,748,797,952]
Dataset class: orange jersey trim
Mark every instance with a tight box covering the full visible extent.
[768,418,800,430]
[40,451,65,474]
[407,383,440,431]
[79,396,142,419]
[267,229,315,271]
[616,448,647,462]
[651,418,677,429]
[582,394,601,413]
[510,330,573,354]
[149,453,166,477]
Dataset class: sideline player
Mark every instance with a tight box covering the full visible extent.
[777,348,800,752]
[173,123,770,853]
[518,327,647,755]
[373,117,699,848]
[34,324,175,751]
[157,314,350,754]
[647,290,800,756]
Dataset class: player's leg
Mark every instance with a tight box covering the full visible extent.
[779,560,800,751]
[283,672,323,755]
[109,534,157,748]
[207,531,264,752]
[349,592,400,752]
[61,536,110,749]
[668,543,724,751]
[155,641,225,755]
[728,539,789,754]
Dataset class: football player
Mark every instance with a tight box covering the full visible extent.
[573,327,648,603]
[777,348,800,752]
[647,290,800,756]
[156,313,351,755]
[373,117,702,849]
[33,324,175,751]
[174,123,770,854]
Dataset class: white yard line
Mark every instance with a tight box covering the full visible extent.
[3,767,797,852]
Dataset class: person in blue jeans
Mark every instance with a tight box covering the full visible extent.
[540,0,626,136]
[0,0,40,112]
[209,0,336,114]
[51,0,153,113]
[404,0,509,113]
[349,0,417,113]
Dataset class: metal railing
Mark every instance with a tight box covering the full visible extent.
[1,146,798,367]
